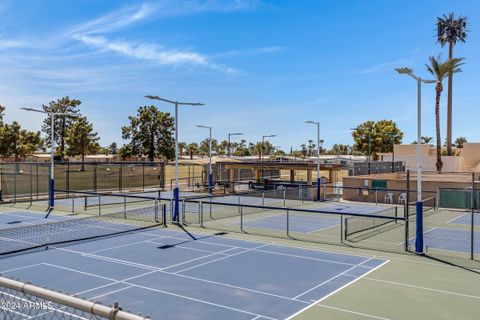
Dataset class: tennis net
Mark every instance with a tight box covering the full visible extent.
[407,195,437,218]
[344,206,400,241]
[0,204,166,255]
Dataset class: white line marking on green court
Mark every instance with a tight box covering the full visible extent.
[364,277,480,300]
[293,256,376,299]
[285,259,389,320]
[316,304,392,320]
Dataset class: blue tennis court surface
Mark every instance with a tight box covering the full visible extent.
[448,212,480,226]
[236,203,397,234]
[239,214,340,233]
[410,227,480,254]
[1,228,388,319]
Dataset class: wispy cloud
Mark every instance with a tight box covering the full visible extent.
[211,46,285,58]
[74,34,237,73]
[0,39,31,49]
[357,58,412,75]
[68,3,155,36]
[68,1,252,73]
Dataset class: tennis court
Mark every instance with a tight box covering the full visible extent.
[0,210,68,228]
[414,227,480,254]
[233,203,398,234]
[0,224,387,319]
[448,212,480,226]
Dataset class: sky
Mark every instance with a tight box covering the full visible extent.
[0,0,479,151]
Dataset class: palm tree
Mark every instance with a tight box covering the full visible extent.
[437,13,468,155]
[426,55,464,173]
[421,136,433,144]
[178,142,187,157]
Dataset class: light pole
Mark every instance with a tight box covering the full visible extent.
[261,135,276,161]
[306,121,321,201]
[21,107,77,211]
[227,132,243,158]
[260,134,276,181]
[196,125,213,193]
[395,67,436,254]
[145,95,205,223]
[385,132,397,173]
[350,128,372,174]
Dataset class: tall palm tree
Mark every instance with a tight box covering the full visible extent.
[437,13,468,155]
[426,55,464,173]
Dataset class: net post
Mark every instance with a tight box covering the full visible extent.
[163,203,167,227]
[84,196,87,211]
[262,192,265,206]
[286,208,289,237]
[124,196,127,219]
[283,189,286,206]
[98,196,101,215]
[209,197,212,219]
[200,201,204,227]
[340,214,343,244]
[237,196,241,214]
[182,199,186,224]
[71,196,74,213]
[240,205,243,232]
[154,198,159,222]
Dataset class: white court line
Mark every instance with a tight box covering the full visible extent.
[88,235,165,254]
[40,263,278,320]
[253,248,373,268]
[446,212,472,223]
[162,247,239,272]
[293,257,376,299]
[173,242,274,274]
[285,260,389,320]
[316,304,392,320]
[126,282,278,320]
[149,241,234,256]
[58,245,312,304]
[1,263,43,274]
[147,232,379,268]
[363,277,480,300]
[160,269,310,304]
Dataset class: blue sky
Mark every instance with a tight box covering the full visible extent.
[1,0,479,150]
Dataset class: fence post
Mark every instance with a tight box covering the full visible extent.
[93,162,97,192]
[471,172,475,260]
[405,170,410,252]
[29,163,33,206]
[13,166,17,204]
[142,163,145,191]
[66,162,70,197]
[36,162,39,200]
[119,163,123,192]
